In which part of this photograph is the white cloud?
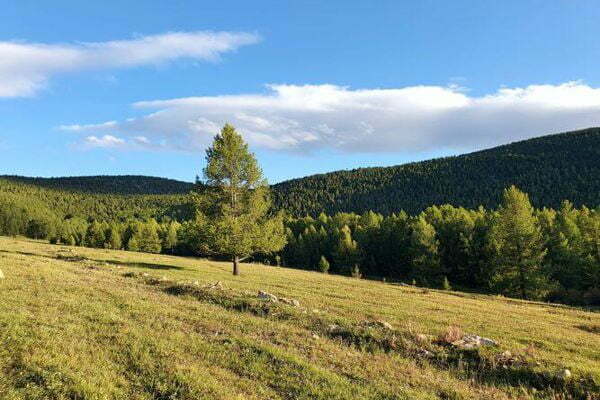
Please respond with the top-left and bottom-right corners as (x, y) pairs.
(62, 81), (600, 153)
(0, 31), (260, 97)
(81, 135), (126, 149)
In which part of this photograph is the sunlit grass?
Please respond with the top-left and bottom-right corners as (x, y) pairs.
(0, 236), (598, 399)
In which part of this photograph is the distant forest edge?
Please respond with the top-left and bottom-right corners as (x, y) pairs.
(0, 175), (194, 195)
(3, 127), (600, 215)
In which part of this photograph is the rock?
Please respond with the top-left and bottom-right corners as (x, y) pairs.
(376, 320), (394, 330)
(451, 334), (497, 349)
(363, 320), (394, 330)
(205, 281), (223, 290)
(258, 290), (278, 302)
(0, 269), (4, 279)
(416, 348), (434, 358)
(557, 369), (572, 379)
(328, 324), (342, 334)
(280, 297), (300, 307)
(399, 282), (410, 287)
(415, 334), (430, 344)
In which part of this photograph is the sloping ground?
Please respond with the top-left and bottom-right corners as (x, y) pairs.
(0, 237), (598, 399)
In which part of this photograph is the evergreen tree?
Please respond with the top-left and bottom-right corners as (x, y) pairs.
(194, 124), (286, 275)
(105, 225), (122, 250)
(409, 216), (440, 286)
(489, 186), (551, 299)
(161, 222), (179, 253)
(127, 236), (140, 252)
(137, 220), (162, 253)
(85, 221), (106, 248)
(318, 255), (330, 273)
(442, 276), (452, 290)
(333, 225), (360, 275)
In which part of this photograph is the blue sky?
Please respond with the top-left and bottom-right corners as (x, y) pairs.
(2, 1), (600, 183)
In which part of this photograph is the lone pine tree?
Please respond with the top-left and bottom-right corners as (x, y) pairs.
(194, 124), (286, 275)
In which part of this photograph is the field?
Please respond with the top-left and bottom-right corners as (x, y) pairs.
(0, 236), (598, 400)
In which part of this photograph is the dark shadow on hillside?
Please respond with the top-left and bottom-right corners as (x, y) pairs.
(0, 249), (45, 258)
(0, 249), (184, 271)
(102, 259), (184, 271)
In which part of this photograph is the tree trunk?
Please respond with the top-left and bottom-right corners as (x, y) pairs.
(233, 255), (240, 276)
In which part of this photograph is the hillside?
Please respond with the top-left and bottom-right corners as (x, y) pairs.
(3, 127), (600, 218)
(0, 237), (598, 399)
(0, 178), (191, 221)
(272, 127), (600, 215)
(0, 175), (194, 195)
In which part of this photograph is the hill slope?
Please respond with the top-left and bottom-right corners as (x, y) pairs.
(0, 175), (194, 195)
(3, 127), (600, 217)
(272, 127), (600, 215)
(0, 237), (598, 399)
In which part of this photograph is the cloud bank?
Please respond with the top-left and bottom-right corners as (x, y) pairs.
(0, 31), (260, 97)
(61, 81), (600, 154)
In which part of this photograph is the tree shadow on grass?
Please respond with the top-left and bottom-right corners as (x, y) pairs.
(0, 249), (184, 271)
(105, 260), (184, 271)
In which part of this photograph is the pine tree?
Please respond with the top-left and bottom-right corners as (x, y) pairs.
(85, 221), (106, 248)
(489, 186), (551, 299)
(105, 225), (122, 250)
(194, 124), (286, 275)
(161, 222), (179, 253)
(409, 216), (440, 285)
(334, 225), (360, 275)
(137, 220), (162, 254)
(442, 276), (452, 290)
(318, 255), (330, 273)
(127, 236), (140, 252)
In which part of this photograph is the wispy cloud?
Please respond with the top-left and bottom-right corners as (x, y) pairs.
(61, 81), (600, 154)
(81, 135), (126, 149)
(0, 31), (260, 97)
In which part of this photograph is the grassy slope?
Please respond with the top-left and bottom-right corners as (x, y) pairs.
(0, 237), (598, 400)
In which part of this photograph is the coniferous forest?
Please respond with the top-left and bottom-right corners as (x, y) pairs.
(1, 128), (600, 306)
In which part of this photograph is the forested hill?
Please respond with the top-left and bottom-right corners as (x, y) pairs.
(3, 127), (600, 216)
(0, 175), (194, 195)
(272, 127), (600, 215)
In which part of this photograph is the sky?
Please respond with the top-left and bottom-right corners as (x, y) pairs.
(2, 1), (600, 183)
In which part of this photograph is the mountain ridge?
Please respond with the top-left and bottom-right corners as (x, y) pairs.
(3, 127), (600, 215)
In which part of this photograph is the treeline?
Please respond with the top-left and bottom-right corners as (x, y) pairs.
(0, 200), (190, 256)
(1, 175), (193, 195)
(0, 178), (191, 222)
(273, 127), (600, 215)
(278, 187), (600, 306)
(2, 184), (599, 306)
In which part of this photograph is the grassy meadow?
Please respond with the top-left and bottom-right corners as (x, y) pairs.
(0, 236), (598, 399)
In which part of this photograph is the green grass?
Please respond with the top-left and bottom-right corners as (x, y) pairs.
(0, 237), (598, 399)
